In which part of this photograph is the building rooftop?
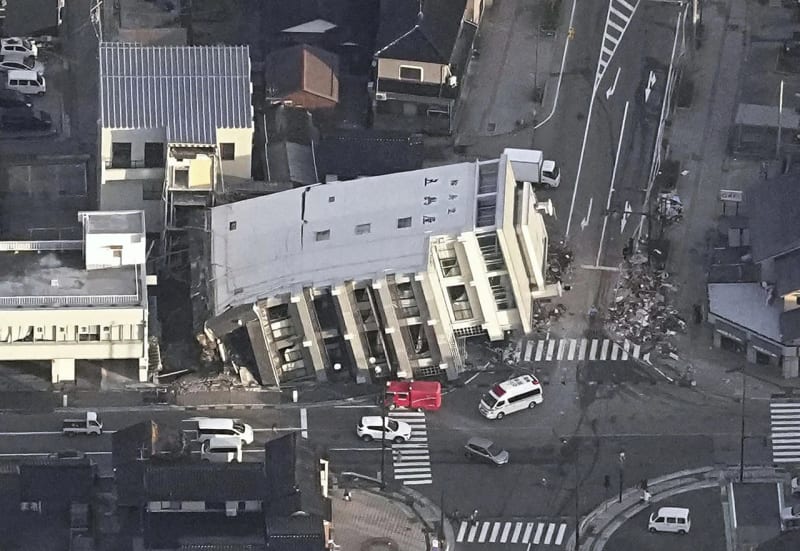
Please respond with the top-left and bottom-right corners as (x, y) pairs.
(82, 211), (145, 234)
(708, 282), (783, 342)
(99, 42), (253, 144)
(0, 251), (141, 309)
(211, 158), (505, 314)
(748, 173), (800, 262)
(375, 0), (467, 64)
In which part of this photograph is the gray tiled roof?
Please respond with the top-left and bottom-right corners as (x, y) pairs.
(99, 42), (253, 144)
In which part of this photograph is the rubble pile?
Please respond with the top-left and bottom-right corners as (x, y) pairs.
(547, 241), (574, 283)
(605, 260), (686, 346)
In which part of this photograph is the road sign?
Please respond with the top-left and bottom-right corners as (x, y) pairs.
(719, 189), (743, 202)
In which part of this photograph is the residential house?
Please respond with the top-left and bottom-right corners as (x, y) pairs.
(98, 42), (254, 235)
(707, 174), (800, 378)
(0, 211), (152, 383)
(113, 424), (330, 550)
(372, 0), (484, 133)
(206, 149), (559, 387)
(265, 44), (340, 111)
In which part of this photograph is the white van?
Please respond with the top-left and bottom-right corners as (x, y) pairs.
(201, 436), (243, 463)
(479, 374), (543, 419)
(195, 418), (254, 444)
(648, 507), (691, 534)
(7, 69), (45, 95)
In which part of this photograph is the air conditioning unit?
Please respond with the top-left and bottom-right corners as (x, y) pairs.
(375, 92), (388, 101)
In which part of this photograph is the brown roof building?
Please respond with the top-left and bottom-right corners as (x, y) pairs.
(265, 44), (340, 110)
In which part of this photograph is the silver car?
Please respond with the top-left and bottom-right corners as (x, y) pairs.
(464, 437), (509, 465)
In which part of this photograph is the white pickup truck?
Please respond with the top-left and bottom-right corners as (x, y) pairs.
(62, 411), (103, 436)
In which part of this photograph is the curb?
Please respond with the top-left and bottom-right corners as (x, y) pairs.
(564, 465), (783, 551)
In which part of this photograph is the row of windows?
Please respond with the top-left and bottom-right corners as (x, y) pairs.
(313, 217), (414, 241)
(110, 142), (235, 169)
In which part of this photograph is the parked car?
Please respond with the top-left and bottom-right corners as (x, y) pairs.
(0, 37), (38, 59)
(0, 88), (31, 109)
(0, 55), (43, 74)
(791, 476), (800, 495)
(649, 507), (691, 534)
(464, 437), (509, 466)
(48, 449), (86, 460)
(356, 415), (412, 443)
(7, 69), (46, 95)
(0, 108), (52, 131)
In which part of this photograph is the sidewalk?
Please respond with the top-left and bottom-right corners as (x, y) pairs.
(333, 473), (452, 551)
(565, 465), (786, 551)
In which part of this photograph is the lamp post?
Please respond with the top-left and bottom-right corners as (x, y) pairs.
(618, 450), (626, 503)
(739, 369), (747, 482)
(376, 366), (388, 489)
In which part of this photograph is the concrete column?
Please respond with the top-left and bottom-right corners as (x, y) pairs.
(292, 290), (328, 382)
(51, 358), (76, 384)
(746, 343), (757, 364)
(374, 279), (413, 379)
(417, 273), (459, 376)
(712, 331), (722, 348)
(333, 283), (370, 384)
(783, 356), (800, 379)
(138, 357), (149, 383)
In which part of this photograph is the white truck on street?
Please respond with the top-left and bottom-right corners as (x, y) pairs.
(505, 148), (561, 188)
(62, 411), (103, 436)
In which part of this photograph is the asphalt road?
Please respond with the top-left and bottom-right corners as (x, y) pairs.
(605, 487), (727, 551)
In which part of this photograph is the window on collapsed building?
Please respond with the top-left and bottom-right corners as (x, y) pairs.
(399, 65), (423, 81)
(397, 217), (412, 229)
(142, 180), (161, 200)
(111, 142), (131, 168)
(315, 230), (330, 241)
(355, 223), (371, 235)
(144, 142), (165, 168)
(220, 143), (235, 160)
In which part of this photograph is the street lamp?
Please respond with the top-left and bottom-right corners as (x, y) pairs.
(379, 375), (388, 490)
(618, 450), (626, 503)
(739, 369), (747, 482)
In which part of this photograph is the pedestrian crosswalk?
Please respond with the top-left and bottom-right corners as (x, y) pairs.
(390, 411), (432, 486)
(770, 402), (800, 464)
(521, 338), (651, 363)
(456, 519), (568, 546)
(596, 0), (640, 88)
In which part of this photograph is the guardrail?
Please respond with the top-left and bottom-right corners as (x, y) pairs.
(0, 294), (141, 307)
(0, 240), (82, 252)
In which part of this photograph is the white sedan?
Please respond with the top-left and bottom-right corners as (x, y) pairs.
(356, 416), (412, 443)
(0, 38), (38, 59)
(0, 56), (43, 74)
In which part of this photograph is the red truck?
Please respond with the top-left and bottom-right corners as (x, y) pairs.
(384, 380), (442, 411)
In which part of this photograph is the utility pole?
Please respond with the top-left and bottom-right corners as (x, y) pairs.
(739, 370), (747, 482)
(777, 80), (785, 160)
(380, 381), (388, 489)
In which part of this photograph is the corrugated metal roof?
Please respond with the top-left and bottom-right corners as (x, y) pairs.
(99, 42), (253, 144)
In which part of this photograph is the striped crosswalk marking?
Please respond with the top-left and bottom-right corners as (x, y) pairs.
(456, 520), (569, 546)
(522, 338), (652, 363)
(390, 411), (432, 485)
(596, 0), (640, 88)
(771, 402), (800, 464)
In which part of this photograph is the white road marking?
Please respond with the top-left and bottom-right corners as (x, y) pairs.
(300, 407), (308, 439)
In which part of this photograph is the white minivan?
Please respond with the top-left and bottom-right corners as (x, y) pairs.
(195, 418), (254, 444)
(648, 507), (691, 534)
(201, 436), (243, 463)
(479, 374), (543, 420)
(7, 69), (45, 95)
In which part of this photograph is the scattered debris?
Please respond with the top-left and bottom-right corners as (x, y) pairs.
(657, 192), (683, 224)
(547, 241), (574, 283)
(605, 260), (686, 348)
